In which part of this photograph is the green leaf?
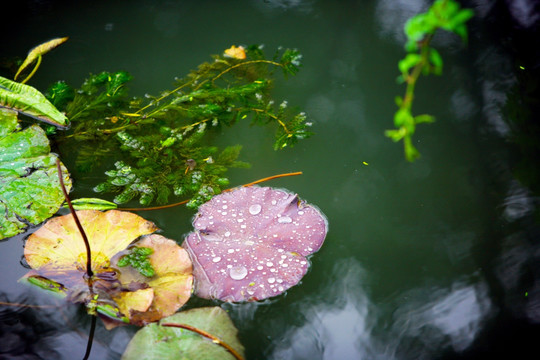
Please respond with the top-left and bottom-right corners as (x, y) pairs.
(398, 54), (421, 75)
(453, 24), (469, 43)
(450, 9), (474, 28)
(68, 197), (118, 210)
(0, 108), (72, 240)
(393, 108), (413, 127)
(24, 275), (67, 295)
(414, 114), (436, 124)
(122, 307), (245, 360)
(385, 128), (406, 142)
(117, 246), (155, 277)
(404, 136), (420, 162)
(0, 76), (69, 128)
(428, 48), (443, 75)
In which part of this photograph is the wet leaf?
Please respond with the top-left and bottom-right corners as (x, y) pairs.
(111, 234), (193, 327)
(67, 197), (118, 210)
(122, 307), (245, 360)
(24, 210), (157, 277)
(182, 186), (328, 302)
(22, 211), (193, 328)
(0, 108), (71, 240)
(0, 75), (69, 128)
(14, 37), (69, 81)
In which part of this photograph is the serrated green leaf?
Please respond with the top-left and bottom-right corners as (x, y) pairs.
(399, 54), (422, 75)
(0, 76), (69, 128)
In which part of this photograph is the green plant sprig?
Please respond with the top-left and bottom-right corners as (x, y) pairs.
(117, 246), (155, 278)
(385, 0), (473, 161)
(49, 45), (311, 207)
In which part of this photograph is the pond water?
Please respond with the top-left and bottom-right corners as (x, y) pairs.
(2, 0), (539, 359)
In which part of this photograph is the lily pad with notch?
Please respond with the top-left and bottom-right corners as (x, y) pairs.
(182, 186), (328, 302)
(122, 306), (245, 360)
(22, 210), (193, 329)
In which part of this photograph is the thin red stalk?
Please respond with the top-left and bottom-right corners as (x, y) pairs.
(56, 158), (93, 278)
(122, 171), (302, 211)
(161, 323), (244, 360)
(121, 199), (189, 212)
(236, 171), (302, 188)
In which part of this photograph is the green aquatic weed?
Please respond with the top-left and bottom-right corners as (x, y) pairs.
(117, 246), (155, 278)
(50, 45), (311, 206)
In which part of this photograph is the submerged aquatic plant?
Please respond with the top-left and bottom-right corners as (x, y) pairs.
(49, 45), (311, 207)
(183, 186), (328, 302)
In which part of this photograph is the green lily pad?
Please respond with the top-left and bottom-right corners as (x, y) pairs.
(122, 307), (245, 360)
(0, 108), (71, 240)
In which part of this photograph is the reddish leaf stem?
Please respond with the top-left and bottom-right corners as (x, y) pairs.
(122, 171), (302, 211)
(161, 322), (244, 360)
(235, 171), (302, 188)
(56, 158), (93, 278)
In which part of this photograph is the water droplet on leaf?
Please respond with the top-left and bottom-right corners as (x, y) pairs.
(278, 216), (292, 224)
(229, 266), (248, 280)
(249, 204), (262, 215)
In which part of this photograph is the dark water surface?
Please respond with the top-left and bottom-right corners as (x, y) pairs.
(2, 0), (539, 359)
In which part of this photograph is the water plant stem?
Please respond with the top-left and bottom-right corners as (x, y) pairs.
(211, 59), (283, 85)
(21, 55), (42, 84)
(237, 171), (302, 188)
(121, 171), (302, 211)
(82, 315), (96, 360)
(402, 35), (433, 111)
(161, 322), (244, 360)
(56, 158), (93, 278)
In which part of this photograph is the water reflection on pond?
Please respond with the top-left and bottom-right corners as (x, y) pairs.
(1, 0), (539, 359)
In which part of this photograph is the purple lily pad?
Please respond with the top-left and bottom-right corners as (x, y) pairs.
(182, 186), (328, 302)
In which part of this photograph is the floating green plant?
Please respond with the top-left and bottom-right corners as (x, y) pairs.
(117, 246), (156, 278)
(0, 108), (71, 240)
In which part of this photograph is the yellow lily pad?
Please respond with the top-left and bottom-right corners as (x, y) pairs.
(111, 234), (193, 327)
(24, 210), (157, 285)
(22, 210), (193, 329)
(116, 287), (155, 315)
